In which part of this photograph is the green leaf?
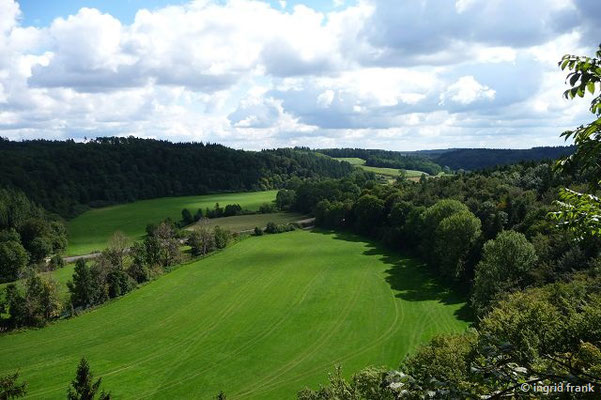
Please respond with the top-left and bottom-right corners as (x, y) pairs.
(570, 73), (579, 86)
(587, 81), (596, 95)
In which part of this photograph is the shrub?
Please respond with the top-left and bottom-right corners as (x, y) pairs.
(214, 226), (232, 249)
(48, 254), (65, 270)
(259, 203), (277, 214)
(265, 222), (296, 234)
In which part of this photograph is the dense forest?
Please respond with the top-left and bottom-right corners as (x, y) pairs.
(431, 146), (575, 171)
(0, 138), (353, 217)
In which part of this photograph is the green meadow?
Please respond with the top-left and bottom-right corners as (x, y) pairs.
(0, 230), (469, 399)
(333, 157), (426, 178)
(67, 191), (278, 256)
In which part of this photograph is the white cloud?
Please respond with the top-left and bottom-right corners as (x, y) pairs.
(0, 0), (597, 149)
(440, 76), (496, 105)
(317, 90), (335, 108)
(455, 0), (478, 14)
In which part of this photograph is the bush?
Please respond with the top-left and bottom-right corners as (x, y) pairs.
(259, 203), (277, 214)
(223, 204), (242, 217)
(48, 254), (65, 270)
(0, 240), (29, 282)
(214, 226), (232, 249)
(181, 208), (194, 225)
(253, 227), (264, 236)
(265, 222), (296, 234)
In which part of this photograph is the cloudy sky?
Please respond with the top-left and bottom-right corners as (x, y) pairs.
(0, 0), (599, 150)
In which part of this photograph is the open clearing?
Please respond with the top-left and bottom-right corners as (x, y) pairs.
(0, 230), (469, 399)
(190, 212), (310, 232)
(67, 191), (277, 256)
(334, 157), (426, 178)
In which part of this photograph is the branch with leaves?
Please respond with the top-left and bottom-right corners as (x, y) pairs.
(556, 44), (601, 187)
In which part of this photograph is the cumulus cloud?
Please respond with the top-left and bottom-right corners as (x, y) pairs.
(0, 0), (598, 149)
(440, 76), (496, 105)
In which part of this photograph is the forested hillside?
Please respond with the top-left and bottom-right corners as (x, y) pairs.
(317, 148), (443, 175)
(427, 146), (575, 171)
(0, 138), (353, 217)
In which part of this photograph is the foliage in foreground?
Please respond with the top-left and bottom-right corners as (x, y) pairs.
(0, 371), (26, 400)
(552, 44), (601, 238)
(298, 366), (396, 400)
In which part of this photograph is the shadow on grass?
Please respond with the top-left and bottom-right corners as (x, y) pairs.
(311, 228), (474, 323)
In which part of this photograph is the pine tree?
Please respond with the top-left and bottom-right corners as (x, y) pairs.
(67, 358), (111, 400)
(67, 260), (93, 308)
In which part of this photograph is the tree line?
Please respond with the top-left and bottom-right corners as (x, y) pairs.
(0, 217), (235, 331)
(0, 138), (353, 218)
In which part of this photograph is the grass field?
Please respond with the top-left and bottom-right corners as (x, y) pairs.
(67, 191), (278, 256)
(334, 158), (427, 178)
(0, 230), (469, 399)
(190, 212), (310, 232)
(0, 264), (74, 299)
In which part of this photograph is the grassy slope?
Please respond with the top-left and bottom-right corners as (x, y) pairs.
(334, 158), (426, 178)
(0, 230), (469, 399)
(67, 191), (278, 256)
(192, 212), (309, 232)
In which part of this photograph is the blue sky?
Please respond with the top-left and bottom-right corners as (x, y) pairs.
(18, 0), (189, 26)
(17, 0), (347, 26)
(0, 0), (599, 150)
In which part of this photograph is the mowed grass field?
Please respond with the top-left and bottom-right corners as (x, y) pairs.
(191, 212), (310, 232)
(334, 158), (426, 178)
(0, 230), (469, 399)
(67, 191), (278, 256)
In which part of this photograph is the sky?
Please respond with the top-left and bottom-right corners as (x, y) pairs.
(0, 0), (599, 150)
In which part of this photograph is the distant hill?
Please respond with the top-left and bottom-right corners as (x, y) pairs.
(0, 138), (354, 217)
(317, 146), (575, 174)
(317, 148), (443, 175)
(429, 146), (575, 171)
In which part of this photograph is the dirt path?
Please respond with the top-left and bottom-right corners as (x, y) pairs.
(63, 252), (102, 263)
